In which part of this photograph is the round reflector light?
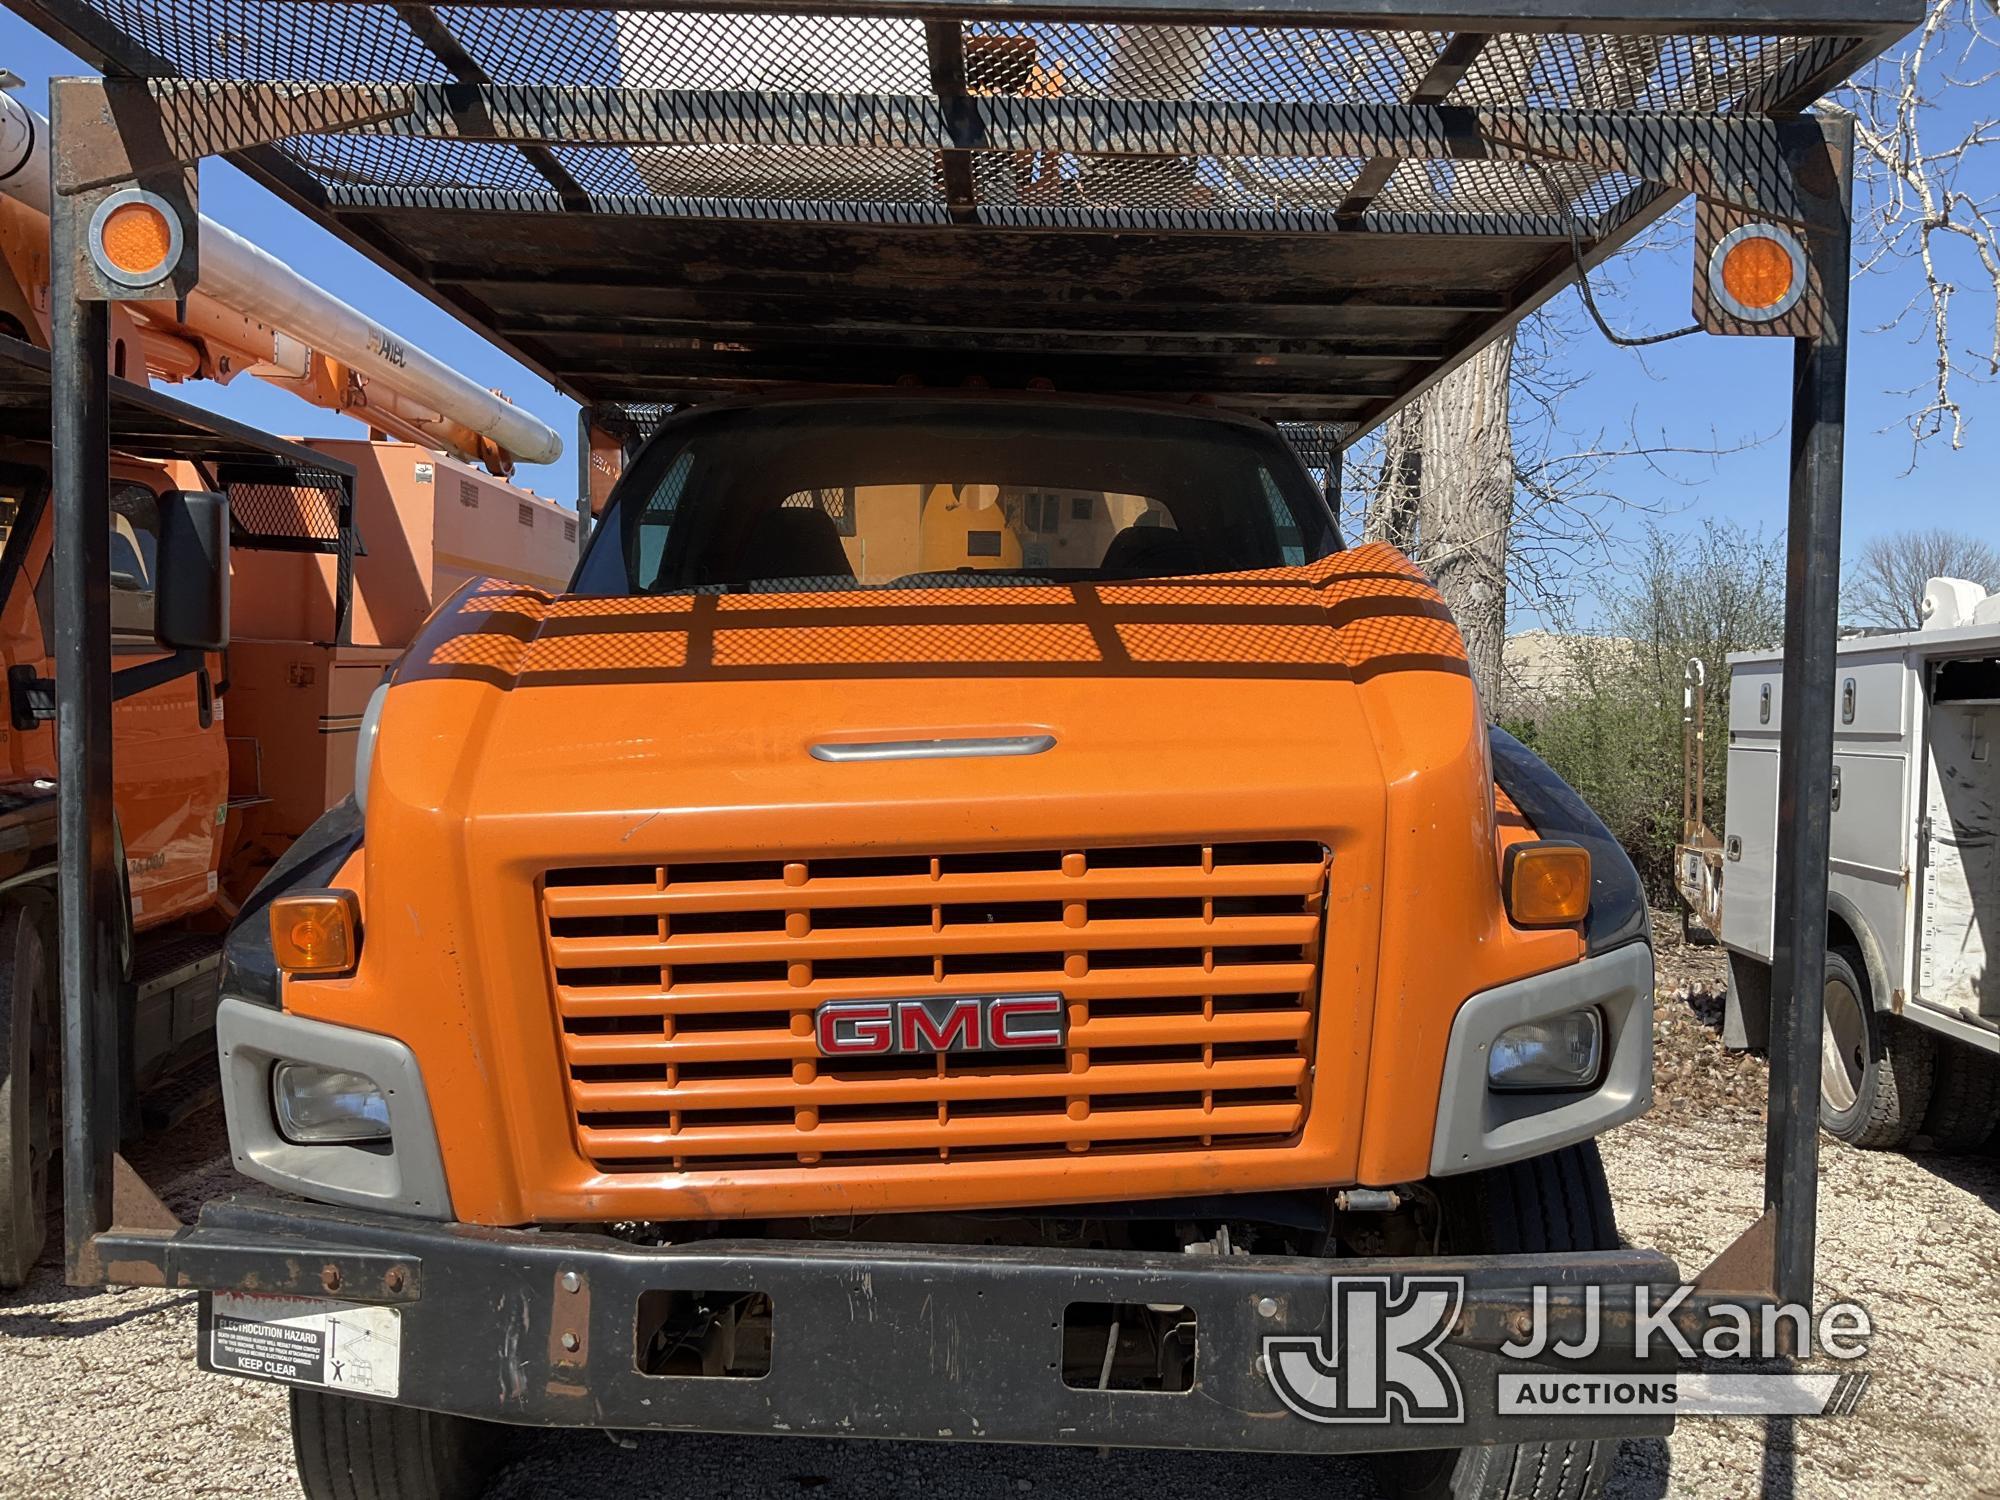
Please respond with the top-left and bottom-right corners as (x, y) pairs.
(87, 187), (184, 289)
(1708, 224), (1805, 323)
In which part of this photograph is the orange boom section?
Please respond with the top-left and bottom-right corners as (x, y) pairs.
(284, 543), (1581, 1224)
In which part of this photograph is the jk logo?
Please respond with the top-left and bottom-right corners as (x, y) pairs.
(1264, 1276), (1466, 1424)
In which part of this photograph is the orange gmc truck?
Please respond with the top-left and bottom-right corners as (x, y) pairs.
(207, 390), (1656, 1500)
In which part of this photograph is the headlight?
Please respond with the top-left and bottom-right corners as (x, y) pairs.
(272, 1062), (391, 1143)
(1487, 1009), (1603, 1092)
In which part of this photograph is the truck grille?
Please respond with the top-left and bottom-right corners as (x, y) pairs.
(540, 841), (1329, 1172)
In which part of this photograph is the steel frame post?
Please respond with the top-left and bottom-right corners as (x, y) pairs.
(1763, 115), (1853, 1317)
(49, 95), (119, 1284)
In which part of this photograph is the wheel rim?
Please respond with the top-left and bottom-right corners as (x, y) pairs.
(1821, 972), (1867, 1114)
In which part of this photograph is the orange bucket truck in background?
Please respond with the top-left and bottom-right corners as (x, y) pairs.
(0, 84), (574, 1285)
(218, 443), (576, 902)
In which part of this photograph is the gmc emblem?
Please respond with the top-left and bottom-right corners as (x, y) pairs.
(815, 993), (1065, 1057)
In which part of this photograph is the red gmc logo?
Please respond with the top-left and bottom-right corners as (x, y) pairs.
(815, 993), (1066, 1057)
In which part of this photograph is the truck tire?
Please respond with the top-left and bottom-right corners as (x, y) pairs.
(0, 903), (56, 1291)
(290, 1389), (508, 1500)
(1920, 1038), (2000, 1153)
(1370, 1142), (1620, 1500)
(1819, 948), (1935, 1150)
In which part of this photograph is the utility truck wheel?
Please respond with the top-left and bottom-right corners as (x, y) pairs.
(1369, 1142), (1620, 1500)
(1819, 949), (1934, 1149)
(0, 903), (55, 1291)
(1920, 1038), (2000, 1153)
(291, 1389), (508, 1500)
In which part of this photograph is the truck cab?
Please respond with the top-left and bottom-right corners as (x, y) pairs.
(0, 404), (304, 1290)
(1, 453), (227, 926)
(0, 327), (569, 1289)
(222, 391), (1655, 1500)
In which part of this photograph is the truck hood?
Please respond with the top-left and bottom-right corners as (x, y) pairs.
(374, 546), (1476, 849)
(300, 543), (1587, 1226)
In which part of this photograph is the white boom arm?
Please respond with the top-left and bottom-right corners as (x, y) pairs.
(0, 87), (563, 470)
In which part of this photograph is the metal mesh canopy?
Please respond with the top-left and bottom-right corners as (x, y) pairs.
(23, 0), (1911, 426)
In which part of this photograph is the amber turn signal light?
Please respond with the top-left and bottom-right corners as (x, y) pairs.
(1504, 843), (1591, 928)
(270, 890), (361, 976)
(87, 187), (185, 289)
(1707, 223), (1806, 324)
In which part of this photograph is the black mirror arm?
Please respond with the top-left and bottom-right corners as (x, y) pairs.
(111, 647), (204, 703)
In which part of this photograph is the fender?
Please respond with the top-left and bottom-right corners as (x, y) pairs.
(1722, 892), (1895, 1055)
(219, 795), (362, 1009)
(1488, 726), (1648, 956)
(1827, 887), (1897, 1016)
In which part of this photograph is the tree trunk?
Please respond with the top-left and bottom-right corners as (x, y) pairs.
(1415, 335), (1516, 718)
(1365, 404), (1423, 554)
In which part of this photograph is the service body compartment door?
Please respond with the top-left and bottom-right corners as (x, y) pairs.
(1722, 744), (1779, 959)
(1827, 657), (1915, 1002)
(1919, 700), (2000, 1029)
(1721, 663), (1782, 960)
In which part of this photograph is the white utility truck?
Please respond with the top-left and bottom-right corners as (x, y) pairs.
(1684, 577), (2000, 1151)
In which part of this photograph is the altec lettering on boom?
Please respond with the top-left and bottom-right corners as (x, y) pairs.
(815, 994), (1066, 1057)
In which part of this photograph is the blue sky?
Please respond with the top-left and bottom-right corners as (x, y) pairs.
(5, 13), (1996, 595)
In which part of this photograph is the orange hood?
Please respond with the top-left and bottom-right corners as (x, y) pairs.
(288, 545), (1581, 1226)
(375, 543), (1472, 839)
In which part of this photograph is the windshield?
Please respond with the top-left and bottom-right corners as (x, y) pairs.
(574, 399), (1339, 597)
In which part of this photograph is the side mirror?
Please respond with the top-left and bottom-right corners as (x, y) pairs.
(154, 489), (229, 652)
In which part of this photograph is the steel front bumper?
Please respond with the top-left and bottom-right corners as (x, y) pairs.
(102, 1196), (1677, 1453)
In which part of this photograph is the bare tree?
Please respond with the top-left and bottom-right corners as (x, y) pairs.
(1349, 322), (1743, 718)
(1352, 10), (1998, 708)
(1353, 36), (1673, 718)
(1840, 0), (2000, 453)
(1406, 337), (1516, 710)
(1844, 526), (2000, 628)
(1363, 403), (1423, 556)
(1514, 521), (1786, 887)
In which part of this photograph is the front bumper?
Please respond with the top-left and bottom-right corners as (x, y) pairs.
(104, 1195), (1677, 1453)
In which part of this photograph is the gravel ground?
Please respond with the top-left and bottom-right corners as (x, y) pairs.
(4, 919), (1997, 1499)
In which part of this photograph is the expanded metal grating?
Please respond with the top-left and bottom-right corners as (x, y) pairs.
(20, 0), (1908, 419)
(87, 3), (1842, 109)
(223, 467), (351, 552)
(245, 16), (1832, 232)
(287, 133), (564, 209)
(53, 2), (1880, 235)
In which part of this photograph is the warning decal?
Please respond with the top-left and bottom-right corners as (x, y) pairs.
(210, 1293), (402, 1399)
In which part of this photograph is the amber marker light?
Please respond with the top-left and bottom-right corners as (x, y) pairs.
(1504, 842), (1592, 928)
(87, 187), (184, 289)
(270, 890), (361, 976)
(1708, 223), (1806, 323)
